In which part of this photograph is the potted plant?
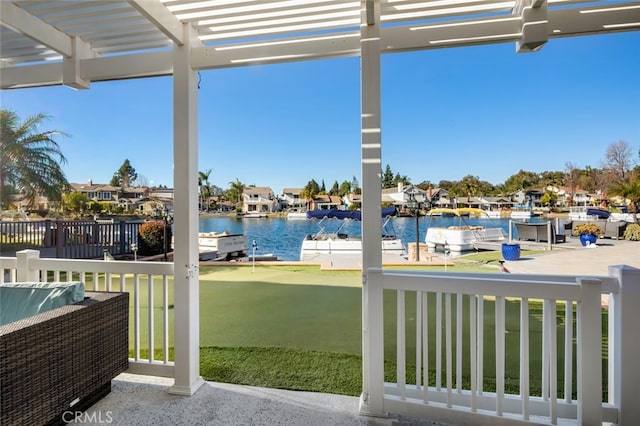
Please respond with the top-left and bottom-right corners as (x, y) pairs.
(573, 223), (604, 246)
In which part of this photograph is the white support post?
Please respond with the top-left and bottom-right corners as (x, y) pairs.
(361, 268), (385, 416)
(576, 277), (602, 425)
(16, 249), (40, 282)
(169, 22), (204, 396)
(608, 265), (640, 425)
(359, 0), (384, 417)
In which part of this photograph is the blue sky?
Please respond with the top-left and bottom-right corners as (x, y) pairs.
(1, 31), (638, 194)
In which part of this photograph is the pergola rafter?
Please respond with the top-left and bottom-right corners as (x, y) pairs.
(1, 0), (639, 89)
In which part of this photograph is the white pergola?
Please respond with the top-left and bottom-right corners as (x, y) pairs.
(2, 0), (639, 412)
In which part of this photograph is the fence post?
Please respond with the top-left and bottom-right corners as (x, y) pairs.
(577, 277), (602, 425)
(55, 220), (64, 258)
(119, 220), (127, 255)
(359, 268), (385, 416)
(16, 249), (40, 282)
(608, 265), (640, 425)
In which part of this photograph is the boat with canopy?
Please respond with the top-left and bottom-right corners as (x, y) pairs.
(300, 207), (406, 261)
(425, 207), (507, 253)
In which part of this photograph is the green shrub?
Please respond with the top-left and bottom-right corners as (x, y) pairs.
(137, 221), (172, 256)
(623, 223), (640, 241)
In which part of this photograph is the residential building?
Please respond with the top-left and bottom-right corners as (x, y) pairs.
(381, 183), (428, 210)
(280, 188), (306, 211)
(309, 194), (342, 210)
(242, 186), (277, 214)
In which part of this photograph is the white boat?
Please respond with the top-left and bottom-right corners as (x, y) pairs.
(425, 208), (507, 253)
(480, 210), (502, 219)
(300, 207), (407, 261)
(286, 212), (308, 220)
(243, 213), (267, 218)
(198, 232), (247, 260)
(567, 206), (638, 222)
(510, 209), (533, 219)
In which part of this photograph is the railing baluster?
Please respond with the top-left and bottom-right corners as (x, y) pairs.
(549, 299), (558, 425)
(134, 273), (140, 361)
(470, 294), (477, 412)
(397, 290), (406, 400)
(422, 291), (429, 404)
(478, 294), (484, 395)
(148, 274), (154, 363)
(496, 295), (505, 416)
(436, 291), (442, 391)
(456, 293), (462, 393)
(445, 293), (452, 408)
(542, 299), (550, 401)
(521, 297), (530, 420)
(564, 299), (573, 404)
(163, 275), (170, 364)
(416, 290), (422, 388)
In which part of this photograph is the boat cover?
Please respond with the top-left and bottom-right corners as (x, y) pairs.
(307, 206), (397, 221)
(586, 208), (610, 219)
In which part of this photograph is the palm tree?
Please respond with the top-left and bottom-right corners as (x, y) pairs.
(198, 169), (212, 211)
(227, 178), (244, 211)
(0, 110), (69, 210)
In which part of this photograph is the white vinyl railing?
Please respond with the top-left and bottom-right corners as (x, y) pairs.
(361, 266), (640, 425)
(1, 250), (175, 377)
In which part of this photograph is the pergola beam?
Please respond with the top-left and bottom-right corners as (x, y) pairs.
(0, 1), (72, 57)
(2, 2), (640, 89)
(127, 0), (185, 46)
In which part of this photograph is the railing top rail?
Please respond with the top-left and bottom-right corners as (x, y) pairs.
(30, 257), (174, 275)
(374, 268), (619, 294)
(369, 268), (602, 301)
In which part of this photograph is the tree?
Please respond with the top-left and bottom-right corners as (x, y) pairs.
(320, 179), (326, 194)
(539, 191), (558, 208)
(459, 175), (481, 200)
(301, 179), (320, 200)
(111, 159), (137, 187)
(604, 140), (634, 185)
(382, 164), (394, 188)
(338, 180), (351, 197)
(330, 180), (340, 196)
(564, 162), (580, 206)
(392, 172), (410, 187)
(502, 170), (540, 193)
(226, 178), (244, 210)
(351, 176), (361, 195)
(199, 169), (212, 210)
(63, 192), (89, 213)
(577, 165), (603, 193)
(0, 109), (69, 209)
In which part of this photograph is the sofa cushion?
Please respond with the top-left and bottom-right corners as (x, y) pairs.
(0, 281), (85, 325)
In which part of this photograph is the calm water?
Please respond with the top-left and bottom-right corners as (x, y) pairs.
(199, 216), (547, 261)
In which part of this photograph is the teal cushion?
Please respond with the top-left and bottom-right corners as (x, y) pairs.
(0, 281), (85, 325)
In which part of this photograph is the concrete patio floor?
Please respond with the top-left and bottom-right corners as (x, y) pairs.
(84, 373), (447, 426)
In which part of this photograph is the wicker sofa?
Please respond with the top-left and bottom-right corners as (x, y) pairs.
(0, 290), (128, 425)
(570, 219), (628, 240)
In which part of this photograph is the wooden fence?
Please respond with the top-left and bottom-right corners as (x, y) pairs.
(0, 219), (145, 259)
